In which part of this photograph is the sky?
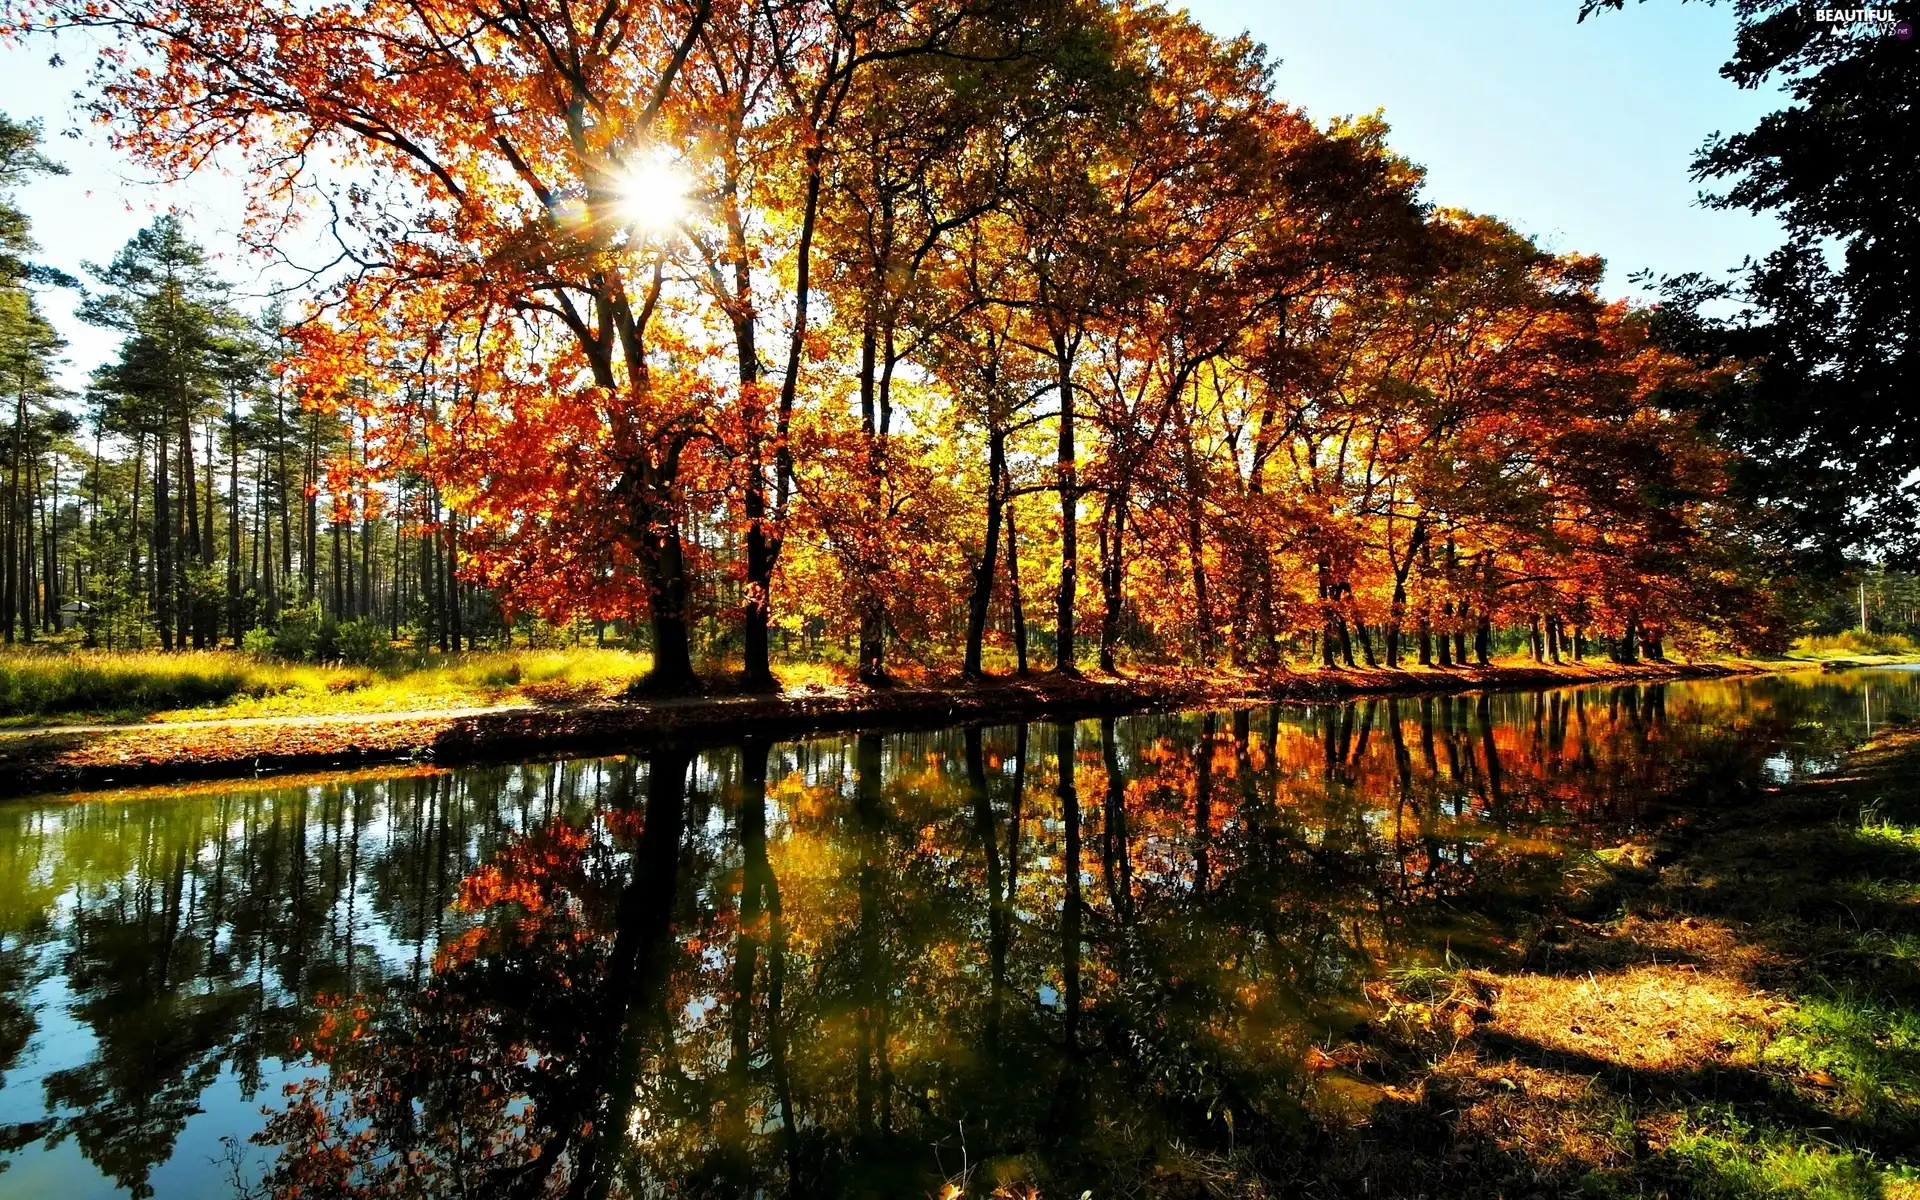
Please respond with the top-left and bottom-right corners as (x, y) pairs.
(1185, 0), (1787, 281)
(0, 0), (1790, 392)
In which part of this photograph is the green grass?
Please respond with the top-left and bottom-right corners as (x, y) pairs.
(1665, 1107), (1909, 1200)
(1792, 631), (1920, 661)
(1762, 988), (1920, 1129)
(0, 646), (659, 725)
(1858, 813), (1920, 852)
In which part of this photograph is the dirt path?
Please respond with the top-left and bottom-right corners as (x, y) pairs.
(0, 659), (1773, 799)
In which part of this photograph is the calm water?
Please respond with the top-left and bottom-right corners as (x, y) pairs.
(0, 669), (1915, 1199)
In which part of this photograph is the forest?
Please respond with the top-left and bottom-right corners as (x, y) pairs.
(0, 0), (1911, 699)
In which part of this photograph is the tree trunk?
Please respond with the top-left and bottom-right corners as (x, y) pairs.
(303, 411), (320, 606)
(3, 384), (22, 644)
(1253, 548), (1283, 667)
(390, 479), (405, 639)
(749, 140), (823, 693)
(202, 415), (214, 570)
(721, 186), (776, 691)
(631, 482), (698, 692)
(227, 389), (242, 644)
(1386, 579), (1407, 668)
(1179, 407), (1212, 666)
(178, 411), (198, 649)
(1229, 551), (1253, 667)
(431, 493), (447, 651)
(1054, 334), (1078, 675)
(154, 423), (175, 650)
(854, 314), (890, 687)
(127, 432), (145, 648)
(1350, 586), (1378, 668)
(1006, 497), (1029, 676)
(963, 429), (1008, 679)
(276, 392), (293, 611)
(444, 514), (462, 653)
(201, 420), (215, 644)
(357, 418), (372, 621)
(1098, 486), (1128, 674)
(19, 467), (35, 643)
(741, 489), (774, 687)
(251, 447), (266, 614)
(45, 461), (57, 630)
(1187, 507), (1211, 666)
(38, 453), (56, 632)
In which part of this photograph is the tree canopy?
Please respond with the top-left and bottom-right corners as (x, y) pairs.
(0, 0), (1868, 678)
(1582, 0), (1920, 565)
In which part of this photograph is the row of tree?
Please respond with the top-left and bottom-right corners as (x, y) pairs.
(0, 0), (1884, 681)
(0, 138), (495, 651)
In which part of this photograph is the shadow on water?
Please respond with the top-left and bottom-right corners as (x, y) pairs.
(0, 670), (1913, 1197)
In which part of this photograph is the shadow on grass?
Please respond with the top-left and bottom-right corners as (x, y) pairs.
(1268, 726), (1920, 1199)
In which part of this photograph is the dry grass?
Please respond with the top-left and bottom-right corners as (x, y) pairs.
(160, 648), (659, 719)
(0, 648), (347, 720)
(1287, 729), (1920, 1199)
(0, 646), (659, 725)
(1795, 630), (1920, 660)
(1487, 958), (1770, 1073)
(1432, 1055), (1635, 1176)
(0, 643), (1756, 729)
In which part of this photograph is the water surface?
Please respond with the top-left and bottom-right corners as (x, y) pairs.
(0, 668), (1914, 1198)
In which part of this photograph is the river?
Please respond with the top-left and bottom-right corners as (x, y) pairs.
(0, 667), (1914, 1198)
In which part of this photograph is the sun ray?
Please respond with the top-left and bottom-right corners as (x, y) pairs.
(612, 152), (689, 236)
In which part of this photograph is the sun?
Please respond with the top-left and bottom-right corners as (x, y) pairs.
(613, 152), (690, 235)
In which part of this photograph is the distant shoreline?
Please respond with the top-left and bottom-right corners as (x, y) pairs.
(0, 658), (1826, 801)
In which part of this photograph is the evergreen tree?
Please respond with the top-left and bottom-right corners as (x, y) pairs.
(81, 216), (237, 648)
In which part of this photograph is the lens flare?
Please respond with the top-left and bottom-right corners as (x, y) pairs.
(613, 153), (689, 235)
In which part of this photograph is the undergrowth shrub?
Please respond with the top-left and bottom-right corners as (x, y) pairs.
(331, 619), (398, 668)
(246, 607), (397, 667)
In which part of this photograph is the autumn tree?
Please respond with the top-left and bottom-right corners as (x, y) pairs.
(0, 0), (1795, 671)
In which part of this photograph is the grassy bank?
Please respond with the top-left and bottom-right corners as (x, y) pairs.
(1788, 630), (1920, 664)
(0, 643), (1849, 729)
(1295, 723), (1920, 1199)
(0, 646), (661, 724)
(0, 657), (1765, 798)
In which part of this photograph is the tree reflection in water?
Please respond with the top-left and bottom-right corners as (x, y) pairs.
(0, 672), (1910, 1198)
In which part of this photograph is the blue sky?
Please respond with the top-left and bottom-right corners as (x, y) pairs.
(1187, 0), (1786, 284)
(0, 0), (1788, 389)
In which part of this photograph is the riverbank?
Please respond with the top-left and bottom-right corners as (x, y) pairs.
(0, 658), (1779, 799)
(1298, 721), (1920, 1197)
